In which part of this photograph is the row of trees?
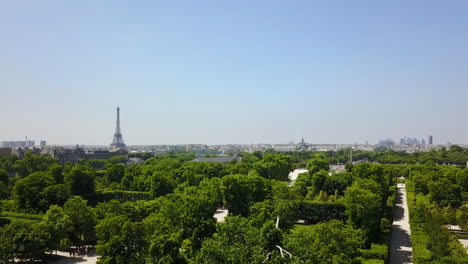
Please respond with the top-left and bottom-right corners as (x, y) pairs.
(373, 145), (468, 165)
(406, 163), (468, 263)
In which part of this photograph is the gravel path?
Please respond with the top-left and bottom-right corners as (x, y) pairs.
(389, 181), (413, 264)
(45, 249), (97, 264)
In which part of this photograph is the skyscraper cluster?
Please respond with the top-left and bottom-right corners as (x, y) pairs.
(400, 137), (422, 145)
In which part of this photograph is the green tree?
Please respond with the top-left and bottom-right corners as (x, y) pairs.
(0, 226), (15, 263)
(150, 171), (175, 198)
(64, 166), (95, 195)
(222, 174), (267, 216)
(197, 177), (224, 206)
(159, 193), (217, 252)
(48, 164), (64, 184)
(13, 171), (55, 212)
(63, 197), (96, 246)
(252, 154), (293, 181)
(96, 215), (147, 264)
(0, 220), (48, 262)
(0, 168), (9, 185)
(411, 172), (430, 195)
(0, 182), (8, 200)
(323, 172), (355, 195)
(311, 170), (328, 193)
(39, 184), (70, 211)
(456, 168), (468, 192)
(94, 199), (126, 220)
(428, 178), (462, 208)
(43, 205), (73, 252)
(285, 220), (364, 264)
(249, 200), (275, 227)
(0, 169), (9, 199)
(143, 213), (185, 264)
(13, 152), (57, 177)
(194, 216), (269, 264)
(343, 180), (382, 241)
(270, 181), (301, 230)
(457, 206), (468, 231)
(105, 164), (126, 183)
(352, 163), (384, 181)
(306, 158), (330, 175)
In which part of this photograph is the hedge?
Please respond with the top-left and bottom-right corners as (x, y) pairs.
(83, 190), (151, 205)
(299, 201), (346, 224)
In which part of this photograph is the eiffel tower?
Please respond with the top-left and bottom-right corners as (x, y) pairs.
(110, 106), (126, 149)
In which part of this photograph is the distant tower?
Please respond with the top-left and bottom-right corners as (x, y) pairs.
(110, 106), (126, 149)
(428, 135), (433, 145)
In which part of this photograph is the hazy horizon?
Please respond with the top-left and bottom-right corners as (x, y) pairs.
(1, 1), (468, 145)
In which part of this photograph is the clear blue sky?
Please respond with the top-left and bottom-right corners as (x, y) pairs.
(1, 1), (468, 145)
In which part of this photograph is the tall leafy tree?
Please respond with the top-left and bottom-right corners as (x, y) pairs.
(194, 217), (271, 264)
(252, 154), (293, 181)
(428, 178), (462, 208)
(64, 166), (95, 195)
(105, 164), (126, 183)
(285, 220), (364, 264)
(222, 174), (267, 216)
(48, 164), (64, 184)
(343, 180), (382, 242)
(96, 215), (147, 264)
(0, 220), (48, 262)
(306, 158), (330, 175)
(39, 184), (70, 211)
(144, 212), (185, 264)
(13, 171), (55, 212)
(0, 169), (9, 185)
(43, 205), (73, 252)
(63, 197), (96, 246)
(150, 171), (175, 198)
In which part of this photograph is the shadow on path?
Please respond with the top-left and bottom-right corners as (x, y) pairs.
(389, 183), (413, 264)
(44, 249), (97, 264)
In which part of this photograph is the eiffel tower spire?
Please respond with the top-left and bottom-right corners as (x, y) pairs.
(110, 106), (126, 149)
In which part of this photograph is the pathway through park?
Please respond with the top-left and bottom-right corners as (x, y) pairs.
(389, 179), (413, 264)
(45, 249), (97, 264)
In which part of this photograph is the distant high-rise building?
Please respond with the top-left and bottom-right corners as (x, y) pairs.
(378, 138), (395, 150)
(421, 139), (426, 145)
(110, 106), (127, 149)
(428, 135), (433, 145)
(40, 140), (46, 147)
(400, 137), (420, 145)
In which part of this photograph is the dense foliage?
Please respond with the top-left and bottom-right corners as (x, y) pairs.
(405, 164), (468, 263)
(0, 148), (467, 263)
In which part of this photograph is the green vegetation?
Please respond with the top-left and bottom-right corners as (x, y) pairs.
(405, 163), (468, 263)
(0, 148), (467, 263)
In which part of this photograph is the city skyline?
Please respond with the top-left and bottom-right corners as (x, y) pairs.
(0, 128), (450, 147)
(1, 1), (468, 145)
